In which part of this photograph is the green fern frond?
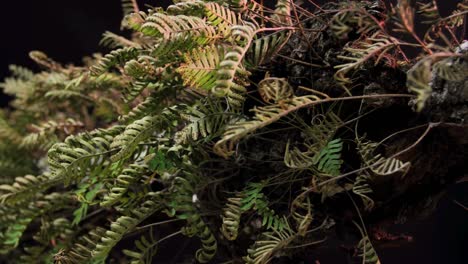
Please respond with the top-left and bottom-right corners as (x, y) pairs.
(168, 176), (217, 263)
(312, 138), (343, 177)
(54, 227), (107, 264)
(0, 117), (22, 144)
(214, 94), (327, 158)
(92, 193), (163, 260)
(119, 93), (164, 124)
(178, 45), (225, 91)
(0, 174), (55, 205)
(357, 235), (381, 264)
(205, 2), (241, 38)
(123, 231), (158, 264)
(48, 127), (124, 185)
(110, 113), (172, 162)
(101, 164), (149, 207)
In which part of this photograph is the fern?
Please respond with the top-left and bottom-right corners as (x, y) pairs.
(406, 58), (432, 112)
(312, 138), (343, 177)
(246, 31), (289, 67)
(90, 47), (139, 76)
(352, 173), (375, 210)
(212, 22), (257, 108)
(257, 74), (294, 103)
(205, 2), (240, 38)
(92, 193), (163, 260)
(178, 45), (225, 91)
(123, 231), (158, 264)
(334, 32), (396, 84)
(214, 94), (327, 158)
(244, 218), (296, 264)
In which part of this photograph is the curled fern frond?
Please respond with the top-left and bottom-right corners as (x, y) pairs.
(213, 22), (258, 108)
(407, 58), (432, 112)
(221, 197), (243, 240)
(258, 74), (294, 103)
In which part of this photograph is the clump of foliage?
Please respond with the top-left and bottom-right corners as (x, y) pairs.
(0, 0), (466, 263)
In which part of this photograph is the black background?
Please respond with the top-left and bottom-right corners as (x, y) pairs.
(0, 1), (466, 263)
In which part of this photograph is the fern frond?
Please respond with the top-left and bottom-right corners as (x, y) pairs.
(407, 58), (432, 112)
(101, 164), (149, 207)
(123, 231), (158, 264)
(21, 119), (84, 150)
(55, 227), (107, 264)
(270, 0), (292, 25)
(0, 174), (55, 205)
(110, 113), (172, 162)
(205, 2), (240, 38)
(0, 117), (22, 144)
(178, 45), (225, 91)
(92, 193), (163, 260)
(417, 0), (440, 25)
(90, 47), (139, 76)
(284, 141), (316, 169)
(119, 93), (164, 124)
(100, 31), (139, 49)
(168, 176), (217, 263)
(214, 94), (326, 158)
(357, 235), (381, 264)
(312, 138), (343, 177)
(213, 22), (257, 108)
(246, 31), (289, 67)
(257, 74), (294, 103)
(131, 13), (217, 45)
(221, 197), (243, 240)
(334, 33), (396, 83)
(244, 218), (296, 264)
(167, 1), (206, 16)
(352, 173), (375, 210)
(48, 127), (124, 185)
